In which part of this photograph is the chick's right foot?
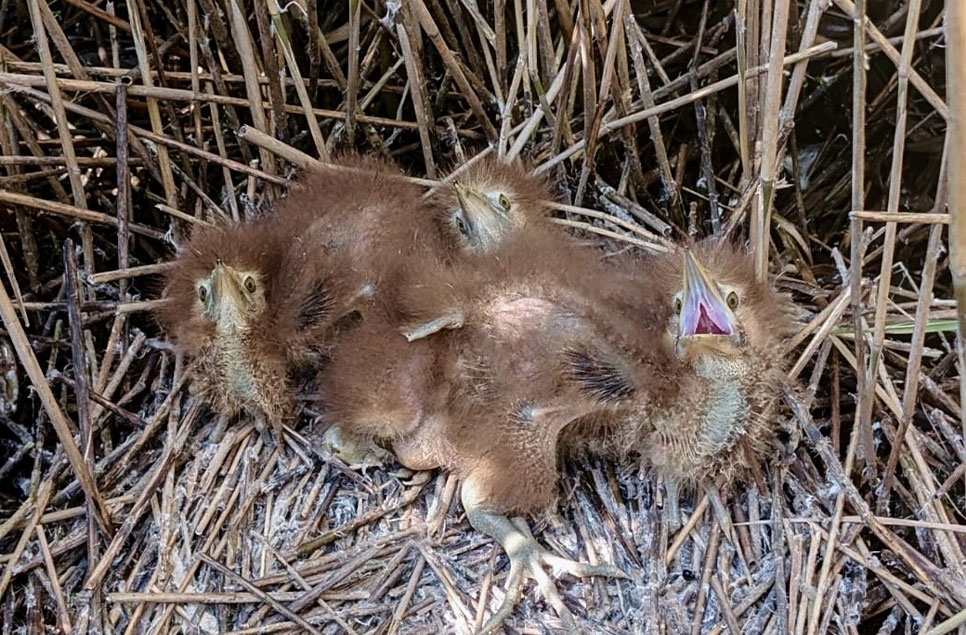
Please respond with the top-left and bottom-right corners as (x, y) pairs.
(321, 425), (384, 467)
(465, 495), (626, 633)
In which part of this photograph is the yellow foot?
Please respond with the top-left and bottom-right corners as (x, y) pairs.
(463, 485), (626, 633)
(321, 425), (385, 468)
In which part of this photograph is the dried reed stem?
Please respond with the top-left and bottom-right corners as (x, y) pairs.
(947, 0), (966, 482)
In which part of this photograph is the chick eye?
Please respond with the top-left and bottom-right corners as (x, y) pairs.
(726, 291), (740, 310)
(498, 194), (511, 210)
(454, 214), (469, 236)
(673, 297), (682, 314)
(197, 286), (208, 303)
(243, 276), (257, 293)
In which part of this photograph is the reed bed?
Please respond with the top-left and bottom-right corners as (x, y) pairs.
(0, 0), (961, 633)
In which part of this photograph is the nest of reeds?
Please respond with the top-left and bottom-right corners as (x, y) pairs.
(0, 0), (962, 632)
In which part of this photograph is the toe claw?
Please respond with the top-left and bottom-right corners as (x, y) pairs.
(545, 555), (628, 580)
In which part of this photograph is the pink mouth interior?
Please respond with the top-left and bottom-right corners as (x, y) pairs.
(692, 304), (731, 336)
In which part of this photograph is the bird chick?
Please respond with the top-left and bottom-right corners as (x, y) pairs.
(634, 242), (796, 530)
(321, 157), (656, 629)
(403, 157), (564, 342)
(157, 220), (294, 440)
(282, 154), (450, 321)
(160, 154), (438, 443)
(318, 226), (633, 632)
(437, 157), (552, 253)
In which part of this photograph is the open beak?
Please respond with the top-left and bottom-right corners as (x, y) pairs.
(679, 251), (736, 339)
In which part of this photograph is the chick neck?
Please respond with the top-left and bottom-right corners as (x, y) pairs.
(687, 351), (752, 456)
(208, 295), (262, 400)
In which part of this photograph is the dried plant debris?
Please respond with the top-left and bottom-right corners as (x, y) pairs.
(0, 0), (961, 633)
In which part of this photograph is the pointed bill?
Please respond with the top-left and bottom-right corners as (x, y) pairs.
(453, 181), (495, 223)
(208, 263), (250, 327)
(211, 263), (246, 306)
(679, 251), (736, 339)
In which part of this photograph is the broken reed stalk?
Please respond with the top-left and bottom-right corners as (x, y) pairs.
(947, 0), (966, 469)
(125, 0), (177, 206)
(734, 0), (751, 182)
(266, 0), (328, 160)
(847, 0), (875, 479)
(754, 0), (790, 280)
(875, 0), (924, 506)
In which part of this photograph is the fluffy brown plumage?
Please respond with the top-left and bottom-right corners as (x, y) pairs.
(629, 241), (797, 527)
(320, 237), (632, 632)
(431, 156), (555, 253)
(320, 230), (796, 630)
(283, 154), (450, 310)
(158, 154), (444, 440)
(556, 240), (797, 531)
(319, 163), (634, 631)
(156, 218), (298, 439)
(317, 155), (797, 629)
(401, 156), (582, 342)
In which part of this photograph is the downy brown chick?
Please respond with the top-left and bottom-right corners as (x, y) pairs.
(633, 242), (796, 530)
(321, 156), (576, 456)
(319, 225), (635, 632)
(437, 157), (552, 253)
(562, 241), (797, 528)
(282, 154), (449, 319)
(159, 154), (442, 442)
(263, 154), (447, 371)
(401, 156), (561, 341)
(321, 233), (795, 629)
(553, 242), (796, 536)
(157, 219), (295, 440)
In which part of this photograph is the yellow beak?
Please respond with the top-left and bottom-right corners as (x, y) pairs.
(679, 251), (736, 339)
(207, 262), (248, 319)
(454, 181), (498, 224)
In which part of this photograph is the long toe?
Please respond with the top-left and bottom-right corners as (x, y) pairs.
(480, 540), (578, 635)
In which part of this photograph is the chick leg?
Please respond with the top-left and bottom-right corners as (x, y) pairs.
(664, 478), (683, 534)
(252, 412), (288, 447)
(209, 414), (230, 443)
(462, 479), (626, 634)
